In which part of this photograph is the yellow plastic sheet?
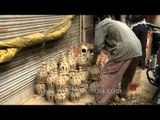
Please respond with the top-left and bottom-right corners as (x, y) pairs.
(0, 15), (73, 63)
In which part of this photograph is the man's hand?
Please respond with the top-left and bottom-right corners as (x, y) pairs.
(86, 43), (94, 50)
(90, 53), (98, 65)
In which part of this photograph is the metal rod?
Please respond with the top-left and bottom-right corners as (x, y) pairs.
(146, 22), (160, 30)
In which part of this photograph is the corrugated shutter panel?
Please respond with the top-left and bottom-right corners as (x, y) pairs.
(0, 15), (80, 104)
(0, 15), (68, 40)
(84, 15), (94, 29)
(84, 15), (94, 43)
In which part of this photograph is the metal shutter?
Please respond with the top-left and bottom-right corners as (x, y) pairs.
(0, 15), (81, 104)
(84, 15), (94, 29)
(83, 15), (94, 43)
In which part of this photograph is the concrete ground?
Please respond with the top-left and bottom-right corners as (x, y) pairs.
(23, 68), (158, 105)
(110, 69), (158, 105)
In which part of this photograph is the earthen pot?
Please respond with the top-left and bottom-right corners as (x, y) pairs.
(69, 71), (76, 79)
(46, 90), (55, 103)
(89, 65), (101, 80)
(69, 87), (80, 92)
(68, 58), (77, 71)
(48, 58), (58, 70)
(55, 77), (67, 90)
(69, 75), (82, 89)
(64, 87), (69, 100)
(80, 44), (94, 66)
(59, 61), (70, 75)
(67, 48), (76, 59)
(45, 63), (56, 74)
(80, 83), (89, 90)
(35, 83), (47, 96)
(80, 87), (88, 98)
(80, 44), (88, 55)
(36, 67), (48, 84)
(78, 73), (87, 84)
(54, 92), (67, 105)
(69, 91), (81, 103)
(89, 81), (99, 95)
(50, 69), (59, 77)
(78, 66), (88, 84)
(67, 49), (77, 71)
(58, 51), (68, 64)
(46, 71), (58, 90)
(80, 83), (89, 98)
(77, 54), (88, 70)
(59, 71), (70, 83)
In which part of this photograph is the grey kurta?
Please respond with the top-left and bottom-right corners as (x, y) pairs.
(93, 18), (142, 62)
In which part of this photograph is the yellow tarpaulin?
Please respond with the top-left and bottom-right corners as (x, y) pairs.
(0, 15), (74, 63)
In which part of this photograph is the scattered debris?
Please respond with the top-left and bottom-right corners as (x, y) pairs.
(110, 92), (152, 105)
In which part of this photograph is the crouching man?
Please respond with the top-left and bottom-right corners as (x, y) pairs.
(87, 15), (142, 105)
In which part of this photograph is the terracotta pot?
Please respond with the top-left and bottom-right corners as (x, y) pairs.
(67, 48), (76, 59)
(48, 58), (58, 70)
(78, 74), (87, 84)
(35, 83), (47, 96)
(54, 92), (67, 105)
(69, 71), (76, 79)
(59, 71), (70, 84)
(80, 83), (89, 89)
(69, 75), (82, 89)
(64, 88), (69, 100)
(80, 43), (89, 55)
(80, 44), (89, 55)
(78, 66), (88, 83)
(68, 57), (77, 71)
(84, 70), (90, 80)
(46, 71), (58, 90)
(44, 61), (57, 74)
(46, 90), (55, 103)
(50, 69), (59, 76)
(89, 65), (101, 80)
(41, 60), (52, 74)
(36, 67), (48, 84)
(77, 54), (88, 70)
(89, 81), (99, 95)
(59, 61), (70, 75)
(73, 47), (80, 57)
(56, 88), (68, 93)
(69, 91), (81, 103)
(55, 77), (68, 90)
(58, 51), (68, 64)
(80, 87), (88, 98)
(80, 44), (95, 66)
(69, 86), (80, 92)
